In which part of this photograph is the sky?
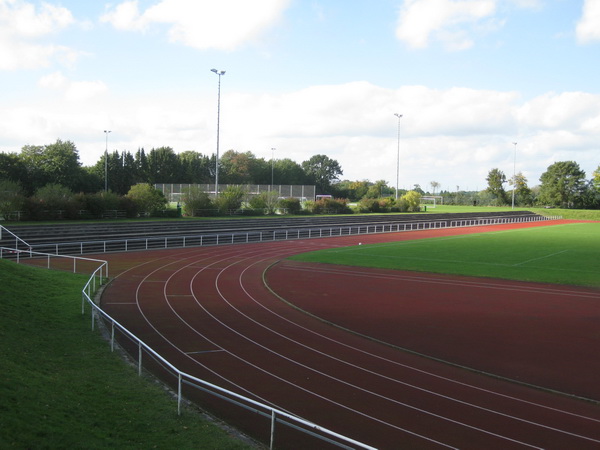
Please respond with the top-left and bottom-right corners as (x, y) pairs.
(1, 0), (599, 193)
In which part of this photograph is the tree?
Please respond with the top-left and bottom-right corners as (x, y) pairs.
(538, 161), (586, 208)
(509, 172), (533, 206)
(592, 165), (600, 191)
(486, 168), (508, 205)
(219, 150), (265, 184)
(365, 180), (389, 199)
(0, 153), (27, 187)
(430, 181), (440, 195)
(274, 158), (309, 186)
(147, 147), (180, 183)
(23, 140), (86, 193)
(179, 151), (212, 184)
(302, 154), (343, 194)
(135, 148), (149, 182)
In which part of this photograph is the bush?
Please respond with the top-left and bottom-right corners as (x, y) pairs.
(248, 191), (279, 214)
(82, 191), (121, 218)
(0, 180), (26, 220)
(278, 197), (301, 215)
(358, 197), (394, 213)
(307, 197), (352, 214)
(26, 183), (77, 220)
(181, 185), (213, 217)
(214, 185), (246, 214)
(126, 183), (167, 216)
(401, 190), (422, 212)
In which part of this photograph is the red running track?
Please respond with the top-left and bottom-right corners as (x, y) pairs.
(100, 221), (600, 449)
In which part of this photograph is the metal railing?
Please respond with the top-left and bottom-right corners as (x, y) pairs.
(0, 213), (562, 449)
(0, 225), (32, 251)
(1, 240), (375, 449)
(20, 214), (562, 256)
(450, 214), (560, 227)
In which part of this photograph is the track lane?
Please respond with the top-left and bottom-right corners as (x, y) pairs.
(100, 222), (600, 449)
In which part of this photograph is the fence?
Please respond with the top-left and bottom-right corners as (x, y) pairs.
(0, 214), (562, 448)
(0, 227), (375, 449)
(20, 214), (562, 256)
(155, 183), (316, 202)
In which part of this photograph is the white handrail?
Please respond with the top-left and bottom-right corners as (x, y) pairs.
(22, 214), (561, 256)
(2, 241), (376, 449)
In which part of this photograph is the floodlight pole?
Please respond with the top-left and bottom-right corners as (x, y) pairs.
(394, 113), (402, 200)
(104, 130), (111, 192)
(211, 68), (225, 198)
(511, 142), (517, 209)
(271, 148), (276, 189)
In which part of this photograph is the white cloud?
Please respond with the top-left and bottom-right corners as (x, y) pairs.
(2, 82), (599, 191)
(576, 0), (600, 44)
(38, 71), (108, 101)
(396, 0), (497, 50)
(101, 0), (291, 50)
(0, 0), (76, 70)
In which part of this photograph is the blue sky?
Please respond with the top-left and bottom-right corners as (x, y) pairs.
(1, 0), (599, 192)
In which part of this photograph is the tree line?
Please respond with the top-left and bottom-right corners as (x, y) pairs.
(483, 162), (600, 209)
(0, 139), (598, 221)
(0, 139), (344, 197)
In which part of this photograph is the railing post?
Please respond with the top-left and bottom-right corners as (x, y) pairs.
(138, 342), (143, 376)
(178, 373), (182, 416)
(111, 322), (115, 352)
(270, 410), (276, 450)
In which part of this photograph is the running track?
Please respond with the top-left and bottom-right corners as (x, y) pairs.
(99, 221), (600, 449)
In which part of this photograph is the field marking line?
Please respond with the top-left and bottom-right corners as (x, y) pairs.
(186, 349), (225, 355)
(512, 250), (569, 267)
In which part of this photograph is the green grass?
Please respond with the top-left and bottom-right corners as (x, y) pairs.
(423, 205), (600, 221)
(0, 260), (253, 449)
(290, 222), (600, 287)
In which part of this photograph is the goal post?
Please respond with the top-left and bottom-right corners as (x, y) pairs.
(421, 196), (443, 208)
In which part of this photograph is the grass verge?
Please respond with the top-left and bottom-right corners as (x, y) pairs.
(290, 222), (600, 287)
(0, 259), (254, 449)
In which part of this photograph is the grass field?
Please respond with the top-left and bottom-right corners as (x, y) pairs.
(0, 259), (253, 449)
(290, 222), (600, 287)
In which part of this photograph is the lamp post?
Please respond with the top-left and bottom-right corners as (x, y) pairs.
(511, 142), (517, 209)
(211, 68), (225, 198)
(394, 113), (402, 200)
(271, 147), (276, 189)
(104, 130), (111, 192)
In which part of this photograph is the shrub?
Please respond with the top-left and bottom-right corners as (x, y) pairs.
(27, 183), (76, 220)
(181, 185), (214, 217)
(401, 190), (422, 212)
(279, 197), (301, 215)
(0, 180), (26, 220)
(248, 191), (279, 214)
(307, 197), (352, 214)
(214, 185), (246, 214)
(126, 183), (167, 216)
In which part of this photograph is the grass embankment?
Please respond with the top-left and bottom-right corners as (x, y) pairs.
(290, 222), (600, 287)
(0, 260), (253, 449)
